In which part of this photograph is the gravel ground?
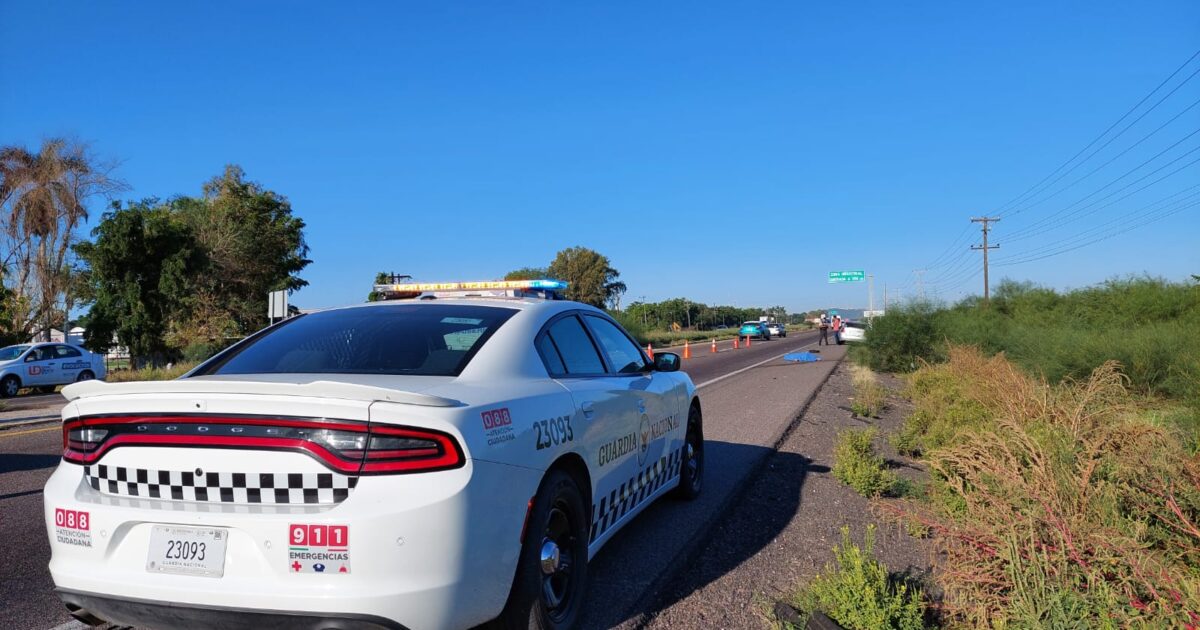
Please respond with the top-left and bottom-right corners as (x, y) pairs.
(640, 362), (933, 629)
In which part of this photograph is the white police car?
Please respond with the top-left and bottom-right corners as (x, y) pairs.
(0, 342), (105, 397)
(44, 279), (704, 630)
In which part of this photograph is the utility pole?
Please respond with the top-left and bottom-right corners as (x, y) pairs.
(914, 269), (926, 301)
(867, 274), (875, 314)
(883, 283), (888, 311)
(970, 216), (1000, 304)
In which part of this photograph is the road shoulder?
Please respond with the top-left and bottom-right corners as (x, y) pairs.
(640, 362), (933, 629)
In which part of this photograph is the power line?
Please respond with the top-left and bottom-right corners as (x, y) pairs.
(1005, 148), (1200, 243)
(999, 65), (1200, 219)
(996, 183), (1200, 261)
(1004, 130), (1200, 242)
(990, 47), (1200, 218)
(999, 96), (1200, 221)
(995, 197), (1200, 267)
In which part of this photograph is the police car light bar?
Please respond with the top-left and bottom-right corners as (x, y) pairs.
(371, 279), (569, 300)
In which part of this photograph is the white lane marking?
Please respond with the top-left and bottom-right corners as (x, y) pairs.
(695, 341), (819, 390)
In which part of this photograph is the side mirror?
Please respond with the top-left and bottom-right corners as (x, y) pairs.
(653, 352), (681, 372)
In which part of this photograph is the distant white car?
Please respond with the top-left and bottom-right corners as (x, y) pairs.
(766, 322), (786, 338)
(43, 279), (704, 630)
(0, 342), (105, 396)
(839, 321), (867, 343)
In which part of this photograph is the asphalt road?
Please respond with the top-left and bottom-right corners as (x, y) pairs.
(0, 330), (836, 629)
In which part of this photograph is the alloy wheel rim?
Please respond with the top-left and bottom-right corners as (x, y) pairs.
(540, 504), (576, 620)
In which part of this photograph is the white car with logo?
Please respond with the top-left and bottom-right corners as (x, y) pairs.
(43, 280), (704, 630)
(0, 342), (105, 397)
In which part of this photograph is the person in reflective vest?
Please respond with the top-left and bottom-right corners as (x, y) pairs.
(832, 315), (842, 344)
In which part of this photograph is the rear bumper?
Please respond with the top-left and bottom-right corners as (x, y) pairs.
(59, 589), (407, 630)
(44, 455), (544, 630)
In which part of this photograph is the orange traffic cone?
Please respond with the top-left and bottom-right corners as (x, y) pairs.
(733, 337), (739, 349)
(746, 335), (752, 348)
(710, 338), (717, 353)
(683, 340), (692, 359)
(646, 343), (654, 360)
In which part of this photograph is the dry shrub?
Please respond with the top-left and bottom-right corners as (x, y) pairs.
(850, 364), (887, 417)
(895, 345), (1200, 627)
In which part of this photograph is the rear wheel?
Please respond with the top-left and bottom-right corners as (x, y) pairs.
(493, 469), (589, 630)
(76, 370), (95, 382)
(0, 375), (20, 398)
(673, 405), (704, 500)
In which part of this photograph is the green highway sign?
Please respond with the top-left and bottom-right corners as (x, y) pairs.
(828, 270), (866, 283)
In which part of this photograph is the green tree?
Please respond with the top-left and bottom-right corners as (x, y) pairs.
(504, 267), (548, 281)
(74, 200), (204, 365)
(546, 247), (625, 308)
(174, 166), (310, 336)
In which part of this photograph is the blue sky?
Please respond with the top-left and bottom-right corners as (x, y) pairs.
(2, 1), (1198, 313)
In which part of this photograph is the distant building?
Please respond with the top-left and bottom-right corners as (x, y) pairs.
(29, 327), (86, 344)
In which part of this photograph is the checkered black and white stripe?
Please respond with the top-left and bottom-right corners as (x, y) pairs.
(590, 446), (684, 543)
(83, 465), (359, 505)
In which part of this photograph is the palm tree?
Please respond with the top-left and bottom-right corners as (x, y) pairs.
(0, 139), (125, 340)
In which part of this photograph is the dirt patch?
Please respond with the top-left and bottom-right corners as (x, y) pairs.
(640, 363), (933, 629)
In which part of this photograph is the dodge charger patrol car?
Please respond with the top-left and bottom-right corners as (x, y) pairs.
(44, 279), (704, 630)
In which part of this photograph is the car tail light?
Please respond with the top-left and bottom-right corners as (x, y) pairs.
(61, 415), (464, 475)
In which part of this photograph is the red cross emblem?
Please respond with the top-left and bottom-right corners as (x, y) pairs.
(291, 561), (302, 572)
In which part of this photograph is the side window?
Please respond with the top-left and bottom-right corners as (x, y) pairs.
(585, 316), (647, 374)
(535, 334), (566, 375)
(544, 316), (605, 375)
(55, 345), (83, 358)
(26, 347), (47, 362)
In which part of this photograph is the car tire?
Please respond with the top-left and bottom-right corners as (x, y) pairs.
(76, 370), (95, 382)
(493, 469), (589, 630)
(0, 375), (20, 398)
(672, 404), (704, 500)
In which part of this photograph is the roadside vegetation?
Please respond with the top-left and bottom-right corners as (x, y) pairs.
(885, 346), (1200, 627)
(838, 276), (1200, 627)
(105, 362), (198, 382)
(833, 429), (899, 498)
(850, 365), (886, 417)
(860, 277), (1200, 423)
(788, 526), (928, 630)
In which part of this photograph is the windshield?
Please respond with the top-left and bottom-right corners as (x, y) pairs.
(0, 345), (30, 361)
(196, 304), (518, 377)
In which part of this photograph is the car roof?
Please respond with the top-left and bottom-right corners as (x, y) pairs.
(322, 296), (592, 315)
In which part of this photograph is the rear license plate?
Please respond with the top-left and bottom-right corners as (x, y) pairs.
(146, 525), (228, 577)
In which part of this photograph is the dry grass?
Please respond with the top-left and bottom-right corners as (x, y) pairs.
(850, 364), (887, 417)
(884, 345), (1200, 627)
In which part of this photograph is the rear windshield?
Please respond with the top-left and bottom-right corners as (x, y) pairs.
(845, 321), (866, 329)
(195, 304), (518, 377)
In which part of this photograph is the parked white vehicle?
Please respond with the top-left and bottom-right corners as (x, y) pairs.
(840, 320), (867, 343)
(0, 342), (105, 397)
(44, 279), (704, 630)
